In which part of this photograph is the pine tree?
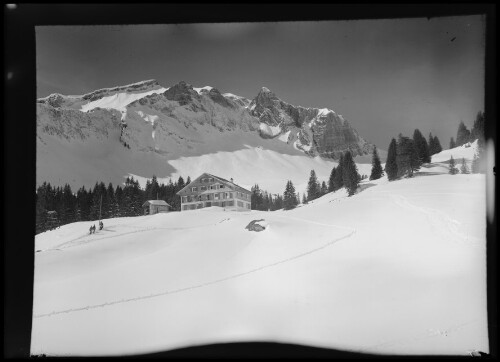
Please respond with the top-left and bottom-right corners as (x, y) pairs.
(283, 180), (298, 210)
(449, 137), (456, 149)
(460, 158), (469, 174)
(320, 181), (328, 196)
(433, 135), (442, 154)
(471, 111), (485, 148)
(185, 176), (191, 185)
(328, 167), (337, 192)
(302, 193), (308, 204)
(428, 132), (436, 155)
(334, 153), (345, 190)
(369, 146), (384, 180)
(342, 151), (360, 196)
(396, 135), (420, 178)
(448, 156), (459, 175)
(413, 129), (431, 163)
(385, 138), (398, 181)
(307, 170), (320, 201)
(251, 184), (265, 210)
(456, 121), (471, 147)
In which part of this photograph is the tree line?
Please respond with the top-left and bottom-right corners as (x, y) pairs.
(449, 111), (485, 150)
(256, 111), (486, 212)
(36, 175), (191, 234)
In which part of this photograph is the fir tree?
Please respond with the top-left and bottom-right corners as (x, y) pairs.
(448, 156), (459, 175)
(185, 176), (191, 185)
(334, 153), (345, 190)
(302, 193), (308, 204)
(369, 146), (384, 180)
(456, 121), (471, 147)
(328, 167), (337, 192)
(342, 151), (360, 196)
(320, 181), (328, 196)
(460, 158), (469, 174)
(395, 135), (420, 178)
(471, 111), (485, 149)
(307, 170), (320, 201)
(385, 138), (398, 181)
(433, 135), (442, 154)
(283, 180), (298, 210)
(449, 137), (456, 149)
(413, 129), (431, 163)
(428, 132), (436, 155)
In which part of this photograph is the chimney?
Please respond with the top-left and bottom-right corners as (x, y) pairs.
(230, 178), (234, 183)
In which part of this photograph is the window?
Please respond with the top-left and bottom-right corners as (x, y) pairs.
(215, 193), (219, 200)
(201, 186), (207, 191)
(246, 203), (251, 209)
(208, 178), (213, 182)
(227, 201), (234, 206)
(182, 196), (187, 203)
(219, 185), (224, 189)
(190, 204), (196, 210)
(191, 187), (197, 192)
(221, 201), (225, 207)
(183, 205), (188, 211)
(229, 192), (233, 198)
(210, 185), (215, 190)
(237, 201), (243, 207)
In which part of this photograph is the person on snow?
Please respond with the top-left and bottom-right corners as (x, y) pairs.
(89, 225), (93, 234)
(99, 221), (103, 230)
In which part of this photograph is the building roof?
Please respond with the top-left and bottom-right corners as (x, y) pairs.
(176, 172), (251, 195)
(142, 200), (171, 207)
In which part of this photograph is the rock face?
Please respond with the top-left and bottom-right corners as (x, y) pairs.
(36, 79), (375, 188)
(248, 87), (372, 159)
(245, 219), (267, 232)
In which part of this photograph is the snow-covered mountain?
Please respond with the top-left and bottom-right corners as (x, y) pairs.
(36, 80), (376, 190)
(249, 87), (371, 158)
(32, 145), (488, 356)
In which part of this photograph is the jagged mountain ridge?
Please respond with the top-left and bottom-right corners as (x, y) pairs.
(38, 80), (372, 157)
(36, 80), (377, 189)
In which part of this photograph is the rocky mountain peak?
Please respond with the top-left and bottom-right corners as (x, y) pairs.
(163, 81), (200, 105)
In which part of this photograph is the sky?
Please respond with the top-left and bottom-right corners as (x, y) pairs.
(36, 16), (485, 150)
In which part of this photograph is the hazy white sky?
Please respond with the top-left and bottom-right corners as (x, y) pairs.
(36, 16), (485, 149)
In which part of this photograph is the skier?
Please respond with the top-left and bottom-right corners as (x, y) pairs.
(92, 224), (96, 234)
(99, 221), (103, 230)
(89, 225), (93, 235)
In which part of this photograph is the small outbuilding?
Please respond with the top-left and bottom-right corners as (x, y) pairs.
(142, 200), (171, 215)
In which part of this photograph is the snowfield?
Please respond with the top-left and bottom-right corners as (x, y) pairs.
(32, 147), (488, 356)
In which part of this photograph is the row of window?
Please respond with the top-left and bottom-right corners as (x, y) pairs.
(191, 184), (224, 192)
(183, 192), (233, 203)
(181, 200), (250, 210)
(182, 191), (250, 203)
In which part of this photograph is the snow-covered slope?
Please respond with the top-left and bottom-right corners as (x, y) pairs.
(32, 151), (488, 356)
(141, 147), (374, 196)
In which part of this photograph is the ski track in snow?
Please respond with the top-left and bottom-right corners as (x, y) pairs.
(44, 223), (225, 251)
(380, 191), (483, 247)
(34, 216), (356, 319)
